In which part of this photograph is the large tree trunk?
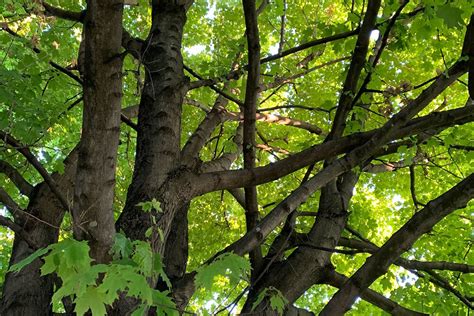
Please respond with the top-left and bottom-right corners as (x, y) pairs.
(112, 2), (190, 313)
(72, 0), (124, 263)
(242, 173), (358, 313)
(116, 1), (189, 252)
(0, 152), (77, 315)
(2, 2), (473, 316)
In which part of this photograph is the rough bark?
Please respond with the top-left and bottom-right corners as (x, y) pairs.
(0, 151), (77, 315)
(1, 1), (473, 315)
(162, 203), (189, 280)
(242, 173), (359, 312)
(72, 0), (124, 263)
(115, 1), (191, 265)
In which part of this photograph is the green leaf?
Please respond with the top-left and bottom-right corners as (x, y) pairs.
(131, 304), (147, 316)
(252, 287), (288, 313)
(152, 290), (179, 316)
(195, 252), (250, 290)
(126, 272), (153, 304)
(97, 264), (133, 304)
(132, 240), (153, 276)
(136, 198), (162, 213)
(9, 246), (50, 273)
(269, 291), (288, 313)
(145, 227), (153, 238)
(252, 288), (269, 311)
(436, 4), (464, 29)
(153, 253), (171, 288)
(74, 287), (107, 316)
(110, 232), (133, 259)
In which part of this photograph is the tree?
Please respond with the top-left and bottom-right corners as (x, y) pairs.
(0, 0), (473, 314)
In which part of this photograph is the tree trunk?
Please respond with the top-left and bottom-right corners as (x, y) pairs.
(242, 173), (358, 313)
(112, 2), (189, 313)
(116, 2), (188, 253)
(72, 0), (124, 263)
(0, 151), (77, 315)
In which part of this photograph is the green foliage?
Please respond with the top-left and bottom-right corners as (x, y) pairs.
(195, 252), (250, 290)
(137, 198), (162, 213)
(252, 287), (288, 314)
(1, 0), (473, 314)
(10, 236), (177, 315)
(136, 199), (165, 241)
(435, 4), (465, 29)
(9, 246), (50, 273)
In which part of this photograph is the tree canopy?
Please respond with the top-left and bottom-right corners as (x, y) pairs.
(0, 0), (473, 315)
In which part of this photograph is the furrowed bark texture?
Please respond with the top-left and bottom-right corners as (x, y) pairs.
(72, 0), (123, 262)
(113, 2), (190, 313)
(116, 1), (189, 253)
(2, 1), (474, 315)
(0, 151), (77, 315)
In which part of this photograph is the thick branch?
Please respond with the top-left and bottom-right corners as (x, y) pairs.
(171, 101), (474, 311)
(321, 173), (474, 314)
(0, 214), (38, 249)
(181, 48), (244, 166)
(192, 63), (468, 284)
(242, 0), (263, 278)
(71, 0), (124, 263)
(0, 187), (22, 219)
(338, 237), (474, 273)
(338, 234), (473, 306)
(181, 96), (229, 167)
(0, 131), (70, 211)
(199, 125), (243, 174)
(325, 271), (427, 315)
(196, 101), (473, 195)
(0, 160), (33, 196)
(328, 0), (381, 139)
(41, 1), (84, 22)
(208, 135), (244, 173)
(400, 259), (473, 274)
